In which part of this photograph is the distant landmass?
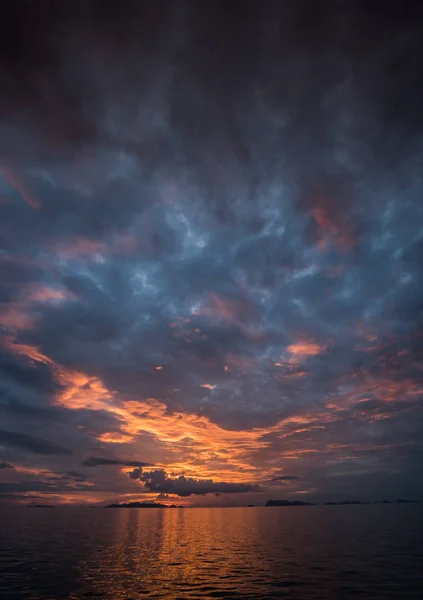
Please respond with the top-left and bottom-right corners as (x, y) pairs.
(105, 499), (420, 509)
(266, 499), (420, 507)
(20, 499), (420, 509)
(266, 500), (315, 507)
(323, 500), (389, 505)
(105, 502), (180, 508)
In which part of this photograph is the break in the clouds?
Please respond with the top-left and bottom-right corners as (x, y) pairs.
(1, 2), (423, 506)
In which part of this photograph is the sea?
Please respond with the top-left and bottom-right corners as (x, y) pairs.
(0, 504), (422, 599)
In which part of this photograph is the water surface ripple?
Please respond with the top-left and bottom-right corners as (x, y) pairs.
(1, 505), (422, 599)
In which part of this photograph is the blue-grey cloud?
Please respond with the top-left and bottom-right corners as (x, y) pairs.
(0, 2), (423, 503)
(0, 430), (73, 456)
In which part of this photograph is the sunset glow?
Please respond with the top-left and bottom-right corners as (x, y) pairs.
(1, 3), (422, 511)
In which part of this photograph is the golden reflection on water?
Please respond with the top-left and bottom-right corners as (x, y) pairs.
(1, 505), (422, 599)
(74, 508), (271, 599)
(71, 507), (353, 599)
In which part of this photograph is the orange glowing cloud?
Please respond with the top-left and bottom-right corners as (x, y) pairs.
(1, 336), (52, 365)
(97, 432), (134, 444)
(2, 337), (279, 482)
(6, 330), (409, 495)
(25, 286), (74, 304)
(284, 341), (327, 365)
(0, 307), (36, 331)
(288, 341), (324, 357)
(324, 367), (423, 416)
(13, 466), (48, 476)
(0, 339), (267, 480)
(273, 367), (308, 381)
(1, 334), (328, 485)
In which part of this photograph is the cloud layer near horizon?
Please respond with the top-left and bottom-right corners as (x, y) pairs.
(1, 2), (423, 506)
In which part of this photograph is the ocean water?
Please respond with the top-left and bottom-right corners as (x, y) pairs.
(0, 505), (422, 599)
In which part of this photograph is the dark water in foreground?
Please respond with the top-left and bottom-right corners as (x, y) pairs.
(0, 505), (422, 600)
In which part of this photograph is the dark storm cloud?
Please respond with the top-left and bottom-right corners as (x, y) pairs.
(271, 475), (299, 482)
(0, 462), (14, 469)
(128, 468), (142, 480)
(138, 469), (257, 497)
(0, 430), (73, 456)
(81, 457), (152, 468)
(1, 2), (423, 501)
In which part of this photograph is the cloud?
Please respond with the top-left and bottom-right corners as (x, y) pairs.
(128, 467), (142, 480)
(0, 479), (87, 495)
(0, 494), (43, 501)
(0, 462), (14, 469)
(1, 3), (423, 504)
(66, 470), (86, 479)
(138, 469), (258, 497)
(156, 493), (178, 500)
(81, 457), (152, 468)
(270, 475), (299, 482)
(0, 430), (73, 456)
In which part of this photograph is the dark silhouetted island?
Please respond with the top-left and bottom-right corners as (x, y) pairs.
(266, 500), (315, 506)
(266, 499), (420, 507)
(26, 504), (54, 508)
(324, 500), (371, 505)
(105, 502), (177, 508)
(323, 500), (393, 505)
(322, 499), (420, 505)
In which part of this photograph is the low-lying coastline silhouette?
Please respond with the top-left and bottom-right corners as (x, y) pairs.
(266, 500), (315, 506)
(266, 499), (420, 507)
(105, 502), (179, 508)
(19, 499), (420, 508)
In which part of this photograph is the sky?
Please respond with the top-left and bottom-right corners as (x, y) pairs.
(1, 1), (423, 507)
